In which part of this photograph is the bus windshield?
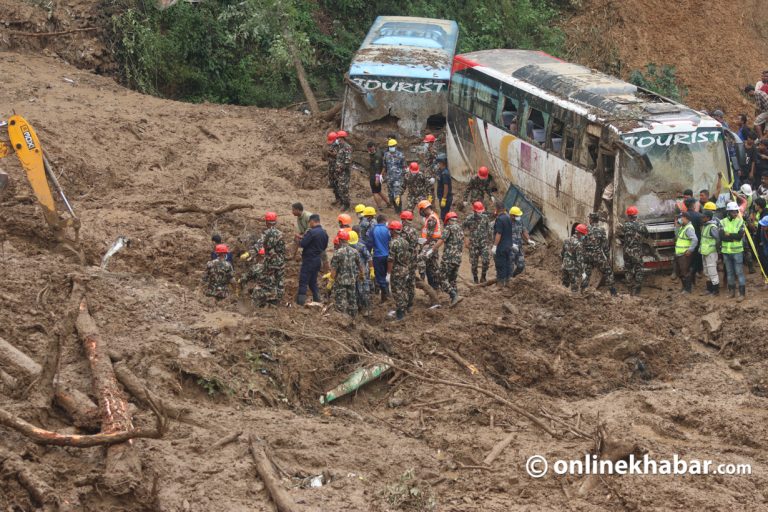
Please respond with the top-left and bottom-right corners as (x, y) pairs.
(620, 128), (728, 219)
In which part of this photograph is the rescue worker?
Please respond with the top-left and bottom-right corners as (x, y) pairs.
(204, 244), (233, 298)
(359, 206), (376, 244)
(721, 201), (746, 301)
(240, 248), (267, 303)
(338, 213), (352, 232)
(326, 132), (339, 205)
(462, 201), (493, 283)
(387, 220), (412, 321)
(561, 224), (586, 292)
(435, 154), (453, 217)
(349, 230), (372, 317)
(296, 214), (328, 305)
(404, 162), (434, 211)
(330, 230), (364, 317)
(700, 206), (721, 296)
(418, 200), (442, 289)
(400, 210), (419, 310)
(354, 204), (366, 226)
(462, 166), (495, 208)
(382, 139), (406, 214)
(291, 202), (312, 259)
(367, 214), (391, 301)
(259, 211), (286, 305)
(674, 211), (698, 294)
(422, 134), (438, 178)
(335, 130), (352, 211)
(508, 206), (534, 278)
(367, 141), (389, 209)
(616, 206), (659, 296)
(492, 201), (514, 287)
(582, 212), (617, 296)
(210, 234), (233, 265)
(432, 211), (464, 306)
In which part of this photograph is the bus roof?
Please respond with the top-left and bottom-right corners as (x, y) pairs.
(349, 16), (459, 80)
(458, 49), (715, 132)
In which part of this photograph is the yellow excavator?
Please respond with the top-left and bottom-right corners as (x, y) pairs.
(0, 114), (82, 257)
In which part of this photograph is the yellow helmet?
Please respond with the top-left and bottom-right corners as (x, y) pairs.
(348, 230), (359, 245)
(509, 206), (523, 216)
(363, 206), (376, 216)
(387, 139), (398, 147)
(354, 204), (366, 214)
(703, 201), (717, 211)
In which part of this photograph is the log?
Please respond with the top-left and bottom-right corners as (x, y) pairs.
(415, 279), (440, 305)
(209, 431), (242, 451)
(483, 432), (515, 465)
(0, 447), (58, 510)
(283, 29), (319, 115)
(0, 335), (42, 376)
(76, 298), (142, 494)
(441, 349), (479, 375)
(0, 406), (164, 447)
(0, 368), (17, 390)
(471, 278), (497, 288)
(248, 434), (299, 512)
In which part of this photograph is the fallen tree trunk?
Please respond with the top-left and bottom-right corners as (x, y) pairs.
(0, 446), (58, 511)
(0, 336), (42, 376)
(76, 298), (142, 494)
(483, 432), (515, 465)
(248, 434), (299, 512)
(415, 279), (440, 305)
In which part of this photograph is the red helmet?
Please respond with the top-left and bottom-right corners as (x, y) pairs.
(400, 210), (414, 221)
(388, 221), (403, 231)
(265, 211), (277, 222)
(327, 132), (338, 144)
(575, 224), (588, 235)
(409, 162), (420, 174)
(477, 166), (489, 179)
(444, 212), (458, 221)
(423, 134), (436, 143)
(214, 244), (229, 254)
(333, 236), (339, 246)
(626, 206), (639, 216)
(337, 230), (349, 241)
(258, 248), (265, 256)
(337, 213), (352, 225)
(472, 201), (485, 213)
(337, 130), (348, 138)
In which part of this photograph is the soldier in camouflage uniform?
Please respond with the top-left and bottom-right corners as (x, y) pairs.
(248, 212), (286, 305)
(349, 230), (372, 317)
(204, 244), (233, 298)
(383, 139), (406, 214)
(386, 221), (412, 321)
(330, 230), (364, 317)
(617, 206), (660, 296)
(359, 206), (376, 245)
(561, 225), (586, 292)
(335, 131), (353, 211)
(240, 248), (266, 303)
(433, 212), (464, 305)
(418, 200), (442, 289)
(462, 201), (493, 283)
(399, 210), (419, 310)
(326, 132), (340, 206)
(462, 166), (495, 208)
(422, 134), (438, 178)
(404, 162), (435, 211)
(582, 211), (617, 296)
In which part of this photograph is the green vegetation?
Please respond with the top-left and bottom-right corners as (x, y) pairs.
(108, 0), (565, 107)
(628, 63), (687, 102)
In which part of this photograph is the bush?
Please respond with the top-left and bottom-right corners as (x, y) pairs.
(109, 0), (566, 106)
(628, 63), (687, 102)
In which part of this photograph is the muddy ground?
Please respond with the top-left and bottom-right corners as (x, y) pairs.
(2, 50), (768, 512)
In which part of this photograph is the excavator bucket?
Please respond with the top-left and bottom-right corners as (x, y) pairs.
(6, 115), (61, 229)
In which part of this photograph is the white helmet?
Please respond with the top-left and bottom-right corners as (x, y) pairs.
(726, 201), (739, 211)
(740, 184), (753, 196)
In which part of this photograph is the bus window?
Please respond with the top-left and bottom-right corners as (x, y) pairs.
(450, 72), (473, 112)
(500, 96), (520, 134)
(564, 130), (576, 161)
(580, 132), (600, 170)
(549, 118), (564, 154)
(467, 77), (498, 122)
(523, 105), (549, 145)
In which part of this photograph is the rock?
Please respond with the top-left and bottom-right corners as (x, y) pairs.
(701, 311), (722, 334)
(729, 359), (742, 371)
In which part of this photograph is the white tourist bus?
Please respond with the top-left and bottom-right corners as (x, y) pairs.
(446, 49), (737, 270)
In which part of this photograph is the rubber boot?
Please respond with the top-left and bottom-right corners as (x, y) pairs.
(712, 283), (720, 296)
(312, 291), (321, 302)
(700, 281), (712, 296)
(738, 285), (746, 302)
(748, 256), (756, 274)
(449, 291), (463, 306)
(472, 271), (479, 284)
(296, 294), (306, 306)
(633, 285), (641, 296)
(684, 280), (693, 294)
(395, 308), (405, 321)
(729, 286), (736, 298)
(481, 268), (488, 283)
(609, 286), (617, 296)
(381, 287), (388, 303)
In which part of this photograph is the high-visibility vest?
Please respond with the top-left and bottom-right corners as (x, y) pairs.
(675, 224), (694, 255)
(721, 217), (744, 254)
(700, 222), (717, 256)
(421, 212), (442, 239)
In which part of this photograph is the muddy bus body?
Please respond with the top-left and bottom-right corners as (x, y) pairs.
(341, 16), (459, 138)
(446, 49), (737, 270)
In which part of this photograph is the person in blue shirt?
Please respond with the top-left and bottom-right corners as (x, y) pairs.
(367, 214), (391, 301)
(436, 154), (453, 219)
(296, 214), (329, 305)
(210, 234), (233, 265)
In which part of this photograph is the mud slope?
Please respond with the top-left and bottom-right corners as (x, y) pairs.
(565, 0), (768, 120)
(2, 53), (768, 511)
